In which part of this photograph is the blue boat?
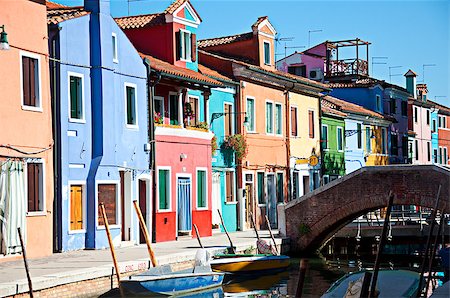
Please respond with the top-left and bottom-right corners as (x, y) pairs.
(121, 264), (224, 296)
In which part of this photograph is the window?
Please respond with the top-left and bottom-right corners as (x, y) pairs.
(158, 169), (170, 210)
(125, 84), (137, 126)
(444, 147), (448, 164)
(434, 149), (438, 163)
(337, 127), (343, 151)
(401, 101), (408, 116)
(70, 184), (84, 231)
(321, 125), (328, 150)
(444, 117), (447, 129)
(439, 147), (443, 164)
(415, 140), (419, 161)
(27, 162), (44, 213)
(376, 95), (381, 111)
(154, 96), (164, 122)
(357, 123), (362, 149)
(427, 142), (431, 162)
(287, 65), (306, 77)
(266, 102), (273, 134)
(414, 107), (418, 123)
(276, 173), (283, 203)
(402, 137), (408, 158)
(366, 127), (372, 152)
(275, 104), (282, 135)
(426, 110), (430, 125)
(438, 116), (442, 128)
(291, 106), (298, 136)
(432, 119), (437, 133)
(257, 172), (265, 204)
(186, 96), (198, 126)
(169, 93), (179, 125)
(97, 184), (117, 225)
(308, 110), (315, 138)
(390, 98), (396, 114)
(225, 172), (234, 203)
(292, 171), (299, 200)
(381, 128), (387, 154)
(69, 73), (84, 121)
(112, 33), (118, 63)
(197, 170), (206, 208)
(263, 41), (270, 65)
(246, 97), (255, 132)
(224, 103), (233, 137)
(177, 29), (196, 62)
(391, 135), (398, 156)
(21, 54), (41, 109)
(322, 175), (330, 185)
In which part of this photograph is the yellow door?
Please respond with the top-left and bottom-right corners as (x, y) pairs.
(70, 185), (83, 230)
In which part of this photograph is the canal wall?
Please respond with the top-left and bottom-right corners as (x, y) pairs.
(1, 231), (289, 297)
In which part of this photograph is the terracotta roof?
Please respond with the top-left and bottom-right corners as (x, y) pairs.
(140, 53), (222, 87)
(47, 6), (89, 25)
(198, 64), (235, 83)
(115, 13), (165, 29)
(252, 16), (268, 29)
(427, 100), (450, 115)
(198, 32), (253, 48)
(324, 95), (386, 119)
(46, 1), (66, 9)
(321, 98), (347, 118)
(164, 0), (187, 14)
(328, 77), (408, 93)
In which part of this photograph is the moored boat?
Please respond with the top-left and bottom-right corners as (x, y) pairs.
(210, 254), (290, 273)
(121, 264), (224, 296)
(322, 269), (420, 297)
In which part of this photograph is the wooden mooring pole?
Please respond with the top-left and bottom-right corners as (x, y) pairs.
(218, 209), (236, 254)
(295, 259), (308, 297)
(265, 215), (279, 255)
(18, 227), (33, 298)
(100, 203), (124, 297)
(193, 224), (204, 249)
(133, 200), (158, 267)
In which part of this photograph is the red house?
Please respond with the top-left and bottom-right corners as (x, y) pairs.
(116, 0), (222, 242)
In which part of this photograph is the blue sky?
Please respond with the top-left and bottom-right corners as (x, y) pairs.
(55, 0), (449, 106)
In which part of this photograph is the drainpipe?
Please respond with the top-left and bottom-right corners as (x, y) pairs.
(143, 58), (161, 243)
(284, 83), (295, 201)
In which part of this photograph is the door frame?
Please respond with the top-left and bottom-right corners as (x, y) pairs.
(242, 171), (254, 229)
(137, 173), (151, 244)
(175, 173), (192, 237)
(266, 173), (276, 226)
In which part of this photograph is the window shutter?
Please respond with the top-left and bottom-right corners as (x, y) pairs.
(308, 111), (314, 138)
(175, 31), (181, 60)
(290, 107), (297, 136)
(159, 170), (167, 209)
(27, 164), (36, 212)
(30, 58), (37, 107)
(22, 57), (31, 106)
(98, 184), (117, 225)
(191, 33), (197, 62)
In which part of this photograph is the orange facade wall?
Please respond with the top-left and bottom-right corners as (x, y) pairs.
(0, 0), (53, 258)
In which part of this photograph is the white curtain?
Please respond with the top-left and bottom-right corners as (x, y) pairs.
(0, 160), (26, 255)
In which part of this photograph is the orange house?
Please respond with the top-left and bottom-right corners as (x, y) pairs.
(0, 0), (54, 259)
(199, 17), (326, 230)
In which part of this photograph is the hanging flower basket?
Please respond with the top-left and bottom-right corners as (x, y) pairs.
(222, 134), (248, 160)
(211, 135), (218, 155)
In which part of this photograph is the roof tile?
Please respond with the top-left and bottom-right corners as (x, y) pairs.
(324, 95), (386, 119)
(47, 6), (90, 25)
(198, 64), (235, 83)
(115, 13), (165, 29)
(198, 32), (253, 48)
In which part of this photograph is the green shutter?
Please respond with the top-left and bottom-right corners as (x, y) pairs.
(159, 170), (167, 209)
(126, 86), (136, 125)
(277, 173), (283, 203)
(197, 171), (206, 208)
(257, 173), (264, 204)
(70, 77), (77, 119)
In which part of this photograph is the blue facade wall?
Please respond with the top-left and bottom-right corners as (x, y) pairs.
(209, 86), (238, 232)
(344, 119), (365, 174)
(431, 110), (439, 162)
(330, 86), (384, 114)
(57, 3), (149, 251)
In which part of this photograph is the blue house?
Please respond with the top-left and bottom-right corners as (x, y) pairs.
(198, 64), (239, 232)
(48, 0), (150, 251)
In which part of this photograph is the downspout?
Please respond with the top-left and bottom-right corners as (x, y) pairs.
(50, 25), (62, 252)
(284, 83), (294, 201)
(143, 58), (161, 243)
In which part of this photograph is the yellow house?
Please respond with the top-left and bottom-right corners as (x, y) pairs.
(289, 92), (322, 198)
(365, 124), (390, 166)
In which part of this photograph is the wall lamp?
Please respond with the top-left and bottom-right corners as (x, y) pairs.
(0, 25), (9, 50)
(210, 111), (249, 127)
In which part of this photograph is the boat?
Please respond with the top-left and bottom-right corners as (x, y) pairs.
(322, 269), (420, 297)
(210, 253), (290, 273)
(120, 264), (225, 296)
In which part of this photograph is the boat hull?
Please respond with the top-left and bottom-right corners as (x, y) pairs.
(210, 255), (290, 273)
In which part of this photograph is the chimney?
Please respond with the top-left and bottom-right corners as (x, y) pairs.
(416, 83), (428, 102)
(85, 0), (110, 15)
(404, 69), (417, 98)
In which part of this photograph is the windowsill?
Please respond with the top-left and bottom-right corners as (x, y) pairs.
(257, 204), (266, 207)
(22, 105), (43, 113)
(323, 148), (329, 151)
(225, 201), (238, 205)
(69, 118), (86, 124)
(68, 229), (86, 235)
(275, 133), (283, 137)
(180, 58), (192, 63)
(157, 209), (172, 213)
(113, 59), (119, 64)
(126, 124), (139, 130)
(26, 211), (46, 217)
(247, 131), (257, 134)
(196, 207), (208, 211)
(97, 224), (120, 230)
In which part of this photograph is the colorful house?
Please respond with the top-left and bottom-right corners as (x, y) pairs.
(405, 71), (433, 164)
(116, 0), (221, 241)
(48, 0), (150, 251)
(0, 0), (54, 259)
(198, 16), (327, 229)
(437, 106), (450, 166)
(320, 99), (347, 183)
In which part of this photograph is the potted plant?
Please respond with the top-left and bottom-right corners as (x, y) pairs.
(222, 134), (248, 160)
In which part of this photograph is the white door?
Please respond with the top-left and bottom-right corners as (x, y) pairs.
(211, 172), (222, 228)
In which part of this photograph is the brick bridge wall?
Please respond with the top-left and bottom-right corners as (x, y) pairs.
(285, 165), (450, 253)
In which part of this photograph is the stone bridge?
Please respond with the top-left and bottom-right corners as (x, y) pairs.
(284, 165), (450, 253)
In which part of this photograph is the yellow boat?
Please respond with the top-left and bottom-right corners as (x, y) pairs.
(209, 254), (290, 273)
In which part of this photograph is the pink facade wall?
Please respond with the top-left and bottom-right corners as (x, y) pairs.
(412, 105), (432, 164)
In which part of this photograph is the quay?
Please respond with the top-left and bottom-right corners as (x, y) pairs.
(0, 230), (288, 297)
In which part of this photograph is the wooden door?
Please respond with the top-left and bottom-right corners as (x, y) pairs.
(138, 180), (147, 244)
(70, 185), (83, 230)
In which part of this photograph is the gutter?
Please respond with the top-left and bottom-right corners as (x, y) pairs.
(143, 58), (161, 243)
(159, 71), (222, 89)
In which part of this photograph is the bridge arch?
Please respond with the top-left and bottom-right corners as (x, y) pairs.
(285, 165), (450, 253)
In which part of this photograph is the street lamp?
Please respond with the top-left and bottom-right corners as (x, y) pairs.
(0, 25), (9, 50)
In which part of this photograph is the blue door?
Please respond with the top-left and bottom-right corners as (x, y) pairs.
(267, 174), (277, 227)
(177, 177), (191, 233)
